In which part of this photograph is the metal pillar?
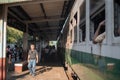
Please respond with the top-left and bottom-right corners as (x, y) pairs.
(105, 0), (114, 45)
(0, 5), (7, 80)
(23, 24), (28, 60)
(86, 0), (90, 43)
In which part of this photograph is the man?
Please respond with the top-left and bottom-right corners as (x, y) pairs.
(93, 20), (106, 44)
(6, 45), (12, 72)
(27, 44), (38, 76)
(19, 47), (23, 60)
(13, 45), (18, 61)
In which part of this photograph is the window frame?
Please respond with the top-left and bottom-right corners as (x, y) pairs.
(74, 25), (77, 43)
(79, 21), (86, 43)
(113, 0), (120, 44)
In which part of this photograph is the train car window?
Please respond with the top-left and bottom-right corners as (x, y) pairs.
(90, 0), (104, 15)
(114, 0), (120, 37)
(90, 0), (105, 38)
(90, 0), (105, 42)
(90, 10), (105, 40)
(79, 0), (86, 43)
(79, 29), (82, 42)
(79, 24), (86, 42)
(80, 0), (85, 21)
(90, 21), (94, 41)
(73, 12), (78, 43)
(74, 26), (77, 42)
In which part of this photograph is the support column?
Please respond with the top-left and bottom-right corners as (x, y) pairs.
(33, 33), (36, 44)
(23, 24), (28, 60)
(105, 0), (114, 45)
(86, 0), (90, 43)
(38, 40), (42, 62)
(0, 5), (7, 80)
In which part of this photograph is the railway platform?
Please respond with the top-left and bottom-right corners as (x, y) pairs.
(7, 60), (69, 80)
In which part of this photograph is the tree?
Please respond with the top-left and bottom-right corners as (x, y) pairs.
(7, 26), (23, 45)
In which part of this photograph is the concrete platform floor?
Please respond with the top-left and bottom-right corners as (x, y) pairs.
(7, 64), (68, 80)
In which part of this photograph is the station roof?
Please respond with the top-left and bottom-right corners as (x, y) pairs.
(6, 0), (75, 41)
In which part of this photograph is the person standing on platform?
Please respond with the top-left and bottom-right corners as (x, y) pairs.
(6, 45), (12, 72)
(27, 44), (38, 76)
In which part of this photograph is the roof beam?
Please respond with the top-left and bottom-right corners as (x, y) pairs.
(24, 18), (65, 23)
(40, 3), (50, 32)
(8, 10), (25, 24)
(8, 7), (24, 20)
(7, 0), (69, 7)
(32, 27), (60, 31)
(40, 3), (47, 18)
(40, 32), (59, 34)
(16, 6), (39, 31)
(39, 27), (60, 30)
(16, 6), (31, 20)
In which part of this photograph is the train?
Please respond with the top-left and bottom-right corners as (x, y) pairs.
(57, 0), (120, 80)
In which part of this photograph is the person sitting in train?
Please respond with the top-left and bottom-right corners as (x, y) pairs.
(93, 20), (106, 44)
